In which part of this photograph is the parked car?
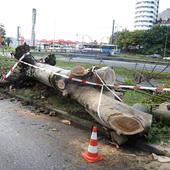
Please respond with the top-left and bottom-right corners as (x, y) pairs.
(145, 54), (162, 58)
(163, 57), (170, 60)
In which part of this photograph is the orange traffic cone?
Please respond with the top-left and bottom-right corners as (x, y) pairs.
(82, 126), (103, 163)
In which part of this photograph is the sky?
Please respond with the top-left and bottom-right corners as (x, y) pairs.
(0, 0), (169, 42)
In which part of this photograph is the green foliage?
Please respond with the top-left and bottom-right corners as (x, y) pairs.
(165, 80), (170, 87)
(124, 79), (136, 85)
(147, 121), (170, 144)
(0, 24), (6, 37)
(116, 25), (170, 56)
(0, 55), (16, 76)
(143, 91), (170, 107)
(5, 37), (12, 47)
(142, 82), (170, 107)
(123, 90), (148, 106)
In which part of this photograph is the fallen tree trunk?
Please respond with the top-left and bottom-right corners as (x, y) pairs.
(14, 44), (152, 137)
(153, 109), (170, 126)
(152, 102), (170, 126)
(24, 63), (152, 136)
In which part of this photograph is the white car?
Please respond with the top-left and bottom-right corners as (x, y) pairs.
(163, 57), (170, 60)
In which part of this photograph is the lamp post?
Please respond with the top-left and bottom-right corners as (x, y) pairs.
(114, 25), (122, 47)
(164, 26), (169, 58)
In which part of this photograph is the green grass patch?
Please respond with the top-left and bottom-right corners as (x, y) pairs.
(111, 53), (168, 63)
(147, 121), (170, 145)
(123, 90), (149, 106)
(56, 60), (102, 69)
(0, 55), (16, 75)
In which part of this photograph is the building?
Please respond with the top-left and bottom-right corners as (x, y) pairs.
(157, 8), (170, 26)
(134, 0), (159, 30)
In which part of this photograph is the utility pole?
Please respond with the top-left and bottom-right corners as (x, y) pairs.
(164, 26), (169, 58)
(111, 19), (115, 44)
(17, 26), (21, 46)
(31, 8), (36, 47)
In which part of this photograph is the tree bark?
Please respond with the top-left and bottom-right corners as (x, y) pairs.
(153, 109), (170, 126)
(24, 62), (152, 136)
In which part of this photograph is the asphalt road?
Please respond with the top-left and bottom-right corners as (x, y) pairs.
(33, 54), (170, 72)
(0, 98), (151, 170)
(0, 98), (105, 170)
(55, 57), (170, 73)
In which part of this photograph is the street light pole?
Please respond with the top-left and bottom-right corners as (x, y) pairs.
(164, 26), (169, 58)
(111, 19), (115, 44)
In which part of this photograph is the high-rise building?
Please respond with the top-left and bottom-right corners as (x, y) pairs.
(158, 8), (170, 26)
(134, 0), (159, 30)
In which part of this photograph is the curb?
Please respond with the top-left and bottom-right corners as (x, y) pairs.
(6, 92), (108, 136)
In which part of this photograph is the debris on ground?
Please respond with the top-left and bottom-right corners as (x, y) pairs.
(152, 153), (170, 163)
(61, 119), (71, 125)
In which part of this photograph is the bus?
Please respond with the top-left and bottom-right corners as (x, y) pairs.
(101, 44), (118, 55)
(82, 44), (118, 55)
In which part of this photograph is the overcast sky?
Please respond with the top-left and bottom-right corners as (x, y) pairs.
(0, 0), (169, 42)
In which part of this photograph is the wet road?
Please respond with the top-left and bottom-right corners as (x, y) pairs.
(0, 98), (150, 170)
(0, 98), (113, 170)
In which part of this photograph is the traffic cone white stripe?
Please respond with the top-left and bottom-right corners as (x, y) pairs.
(91, 132), (97, 140)
(88, 145), (98, 153)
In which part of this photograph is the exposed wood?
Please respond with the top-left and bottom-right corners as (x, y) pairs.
(70, 65), (88, 77)
(57, 79), (66, 90)
(110, 131), (128, 145)
(25, 62), (152, 136)
(66, 84), (152, 135)
(95, 66), (116, 85)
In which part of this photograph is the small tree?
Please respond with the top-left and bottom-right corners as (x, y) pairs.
(5, 37), (12, 47)
(115, 25), (170, 56)
(0, 24), (6, 43)
(142, 25), (170, 56)
(0, 24), (6, 53)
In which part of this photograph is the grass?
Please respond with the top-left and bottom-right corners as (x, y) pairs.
(111, 53), (169, 63)
(123, 90), (149, 106)
(56, 60), (95, 69)
(148, 121), (170, 145)
(0, 55), (16, 76)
